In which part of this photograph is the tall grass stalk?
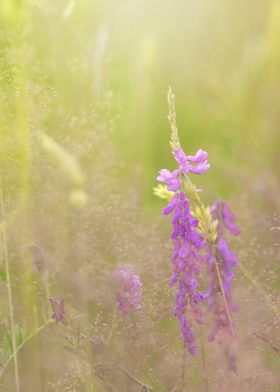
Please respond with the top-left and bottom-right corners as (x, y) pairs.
(106, 305), (117, 344)
(0, 181), (20, 392)
(212, 245), (236, 339)
(199, 327), (208, 392)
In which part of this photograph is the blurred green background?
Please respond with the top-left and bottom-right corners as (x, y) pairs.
(0, 1), (280, 391)
(1, 0), (280, 207)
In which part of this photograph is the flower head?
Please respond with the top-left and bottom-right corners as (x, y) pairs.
(157, 169), (181, 191)
(114, 265), (142, 315)
(172, 147), (210, 175)
(49, 297), (66, 324)
(157, 147), (210, 192)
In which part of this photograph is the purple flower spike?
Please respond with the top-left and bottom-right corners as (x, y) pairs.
(207, 200), (240, 343)
(162, 191), (206, 354)
(49, 297), (66, 324)
(157, 99), (240, 367)
(218, 238), (239, 268)
(179, 315), (197, 355)
(114, 265), (142, 315)
(211, 199), (240, 237)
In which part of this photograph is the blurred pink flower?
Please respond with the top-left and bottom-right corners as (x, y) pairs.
(114, 265), (142, 315)
(49, 297), (66, 324)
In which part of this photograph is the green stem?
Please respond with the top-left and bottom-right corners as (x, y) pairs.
(117, 365), (153, 390)
(213, 246), (236, 340)
(0, 181), (20, 392)
(107, 306), (117, 344)
(0, 319), (54, 380)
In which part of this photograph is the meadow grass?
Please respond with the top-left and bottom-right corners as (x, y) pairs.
(0, 1), (279, 391)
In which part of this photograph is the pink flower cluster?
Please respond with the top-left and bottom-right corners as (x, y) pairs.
(114, 264), (142, 315)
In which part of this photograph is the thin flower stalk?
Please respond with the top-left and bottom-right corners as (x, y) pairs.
(0, 319), (54, 381)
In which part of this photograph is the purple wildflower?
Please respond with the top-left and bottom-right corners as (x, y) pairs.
(222, 203), (240, 236)
(172, 147), (210, 175)
(228, 350), (238, 373)
(157, 146), (210, 191)
(163, 192), (206, 355)
(211, 199), (240, 237)
(114, 265), (142, 315)
(207, 200), (240, 343)
(49, 297), (66, 324)
(206, 250), (233, 342)
(157, 169), (181, 191)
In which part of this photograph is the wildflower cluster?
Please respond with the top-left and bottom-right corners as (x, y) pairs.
(113, 264), (142, 315)
(155, 88), (240, 360)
